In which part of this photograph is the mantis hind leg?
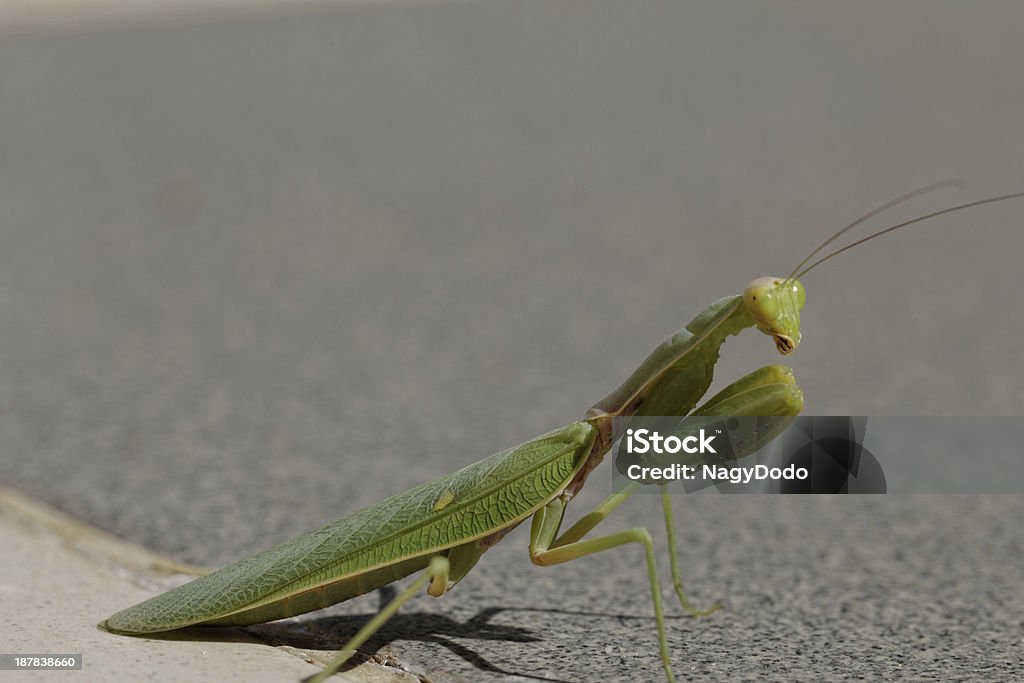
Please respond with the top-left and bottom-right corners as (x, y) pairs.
(310, 556), (450, 683)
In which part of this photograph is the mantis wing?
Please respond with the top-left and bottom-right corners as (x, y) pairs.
(104, 422), (596, 633)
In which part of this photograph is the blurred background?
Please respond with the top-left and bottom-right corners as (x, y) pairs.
(1, 2), (1022, 681)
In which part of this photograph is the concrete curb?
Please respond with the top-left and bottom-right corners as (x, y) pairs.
(0, 482), (416, 682)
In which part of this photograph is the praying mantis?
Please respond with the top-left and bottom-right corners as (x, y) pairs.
(101, 183), (1024, 682)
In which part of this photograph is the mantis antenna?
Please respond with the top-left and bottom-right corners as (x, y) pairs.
(793, 189), (1024, 280)
(783, 179), (964, 283)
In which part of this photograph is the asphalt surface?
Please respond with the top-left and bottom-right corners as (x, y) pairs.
(2, 3), (1022, 681)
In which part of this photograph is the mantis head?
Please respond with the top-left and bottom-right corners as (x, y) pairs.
(742, 181), (1024, 358)
(743, 277), (805, 355)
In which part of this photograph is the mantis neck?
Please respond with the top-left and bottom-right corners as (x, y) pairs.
(587, 295), (755, 421)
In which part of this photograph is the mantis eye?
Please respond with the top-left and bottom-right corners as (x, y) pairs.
(790, 279), (807, 310)
(742, 278), (780, 321)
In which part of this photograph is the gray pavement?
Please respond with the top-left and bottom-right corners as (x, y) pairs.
(1, 3), (1023, 682)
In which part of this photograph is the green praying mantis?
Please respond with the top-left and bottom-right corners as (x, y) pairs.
(102, 182), (1024, 682)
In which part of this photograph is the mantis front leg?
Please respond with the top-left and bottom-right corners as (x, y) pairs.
(529, 365), (805, 681)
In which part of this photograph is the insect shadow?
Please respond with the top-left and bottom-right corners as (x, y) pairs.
(127, 588), (677, 683)
(281, 592), (694, 682)
(277, 612), (542, 678)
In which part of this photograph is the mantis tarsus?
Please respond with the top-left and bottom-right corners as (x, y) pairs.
(102, 182), (1024, 682)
